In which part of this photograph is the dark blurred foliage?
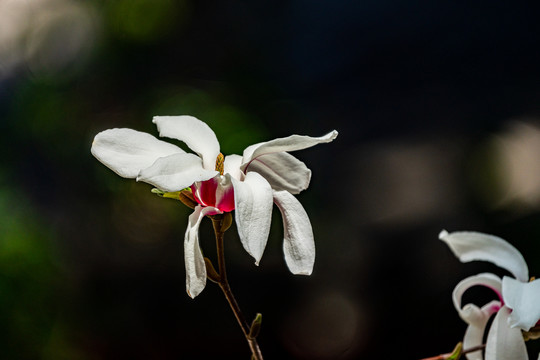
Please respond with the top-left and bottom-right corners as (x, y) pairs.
(1, 0), (540, 359)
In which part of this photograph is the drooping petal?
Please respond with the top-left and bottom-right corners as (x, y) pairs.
(91, 128), (184, 178)
(453, 273), (503, 317)
(244, 152), (312, 194)
(231, 172), (273, 265)
(224, 154), (244, 180)
(137, 153), (218, 192)
(153, 116), (220, 171)
(439, 230), (529, 282)
(451, 273), (503, 360)
(502, 277), (540, 331)
(485, 306), (529, 360)
(241, 130), (338, 170)
(462, 301), (501, 360)
(273, 190), (315, 275)
(184, 205), (221, 298)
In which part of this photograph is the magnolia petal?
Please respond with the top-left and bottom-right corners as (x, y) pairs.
(224, 154), (243, 180)
(485, 306), (528, 360)
(439, 230), (529, 282)
(137, 153), (218, 192)
(244, 152), (312, 194)
(241, 130), (338, 170)
(502, 277), (540, 331)
(215, 174), (235, 212)
(184, 205), (221, 298)
(91, 128), (184, 178)
(462, 301), (501, 360)
(153, 116), (220, 171)
(451, 273), (503, 360)
(452, 273), (503, 320)
(273, 190), (315, 275)
(231, 172), (273, 265)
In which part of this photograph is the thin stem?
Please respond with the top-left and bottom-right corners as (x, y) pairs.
(420, 344), (485, 360)
(212, 217), (264, 360)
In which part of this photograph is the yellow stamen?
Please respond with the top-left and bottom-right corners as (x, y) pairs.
(215, 153), (224, 175)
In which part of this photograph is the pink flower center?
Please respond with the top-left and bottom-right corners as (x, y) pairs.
(191, 175), (235, 213)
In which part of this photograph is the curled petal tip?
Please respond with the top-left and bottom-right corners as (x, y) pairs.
(439, 229), (449, 239)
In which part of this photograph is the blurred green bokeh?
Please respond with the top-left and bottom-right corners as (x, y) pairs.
(0, 175), (76, 359)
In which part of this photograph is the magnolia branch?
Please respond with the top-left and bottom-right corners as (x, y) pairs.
(209, 214), (264, 360)
(420, 343), (486, 360)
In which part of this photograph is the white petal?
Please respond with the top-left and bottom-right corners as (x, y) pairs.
(91, 128), (184, 178)
(137, 153), (218, 192)
(439, 230), (529, 282)
(231, 172), (273, 265)
(451, 273), (503, 360)
(153, 116), (220, 171)
(462, 301), (501, 360)
(273, 190), (315, 275)
(184, 206), (221, 298)
(245, 152), (311, 194)
(241, 130), (338, 169)
(502, 277), (540, 331)
(224, 154), (243, 180)
(452, 273), (503, 321)
(485, 306), (529, 360)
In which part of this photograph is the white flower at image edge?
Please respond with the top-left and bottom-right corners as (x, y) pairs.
(91, 115), (338, 298)
(439, 230), (540, 360)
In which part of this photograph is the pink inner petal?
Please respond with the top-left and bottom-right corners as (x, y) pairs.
(191, 175), (235, 212)
(217, 186), (235, 212)
(191, 178), (218, 207)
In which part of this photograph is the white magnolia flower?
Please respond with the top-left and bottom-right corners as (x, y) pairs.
(440, 230), (540, 360)
(92, 115), (338, 298)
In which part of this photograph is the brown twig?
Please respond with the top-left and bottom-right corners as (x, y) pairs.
(211, 215), (263, 360)
(420, 343), (485, 360)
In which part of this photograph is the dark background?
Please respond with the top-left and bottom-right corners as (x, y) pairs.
(1, 0), (540, 359)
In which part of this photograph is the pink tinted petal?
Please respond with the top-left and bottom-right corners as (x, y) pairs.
(216, 174), (235, 212)
(191, 174), (235, 212)
(485, 306), (528, 360)
(191, 176), (219, 207)
(502, 277), (540, 331)
(153, 116), (220, 171)
(439, 230), (529, 282)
